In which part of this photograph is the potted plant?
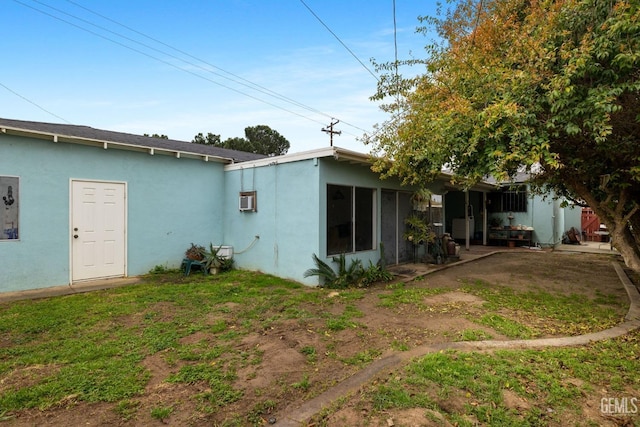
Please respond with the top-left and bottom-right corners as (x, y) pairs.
(489, 216), (503, 229)
(203, 243), (225, 274)
(410, 189), (432, 212)
(185, 243), (206, 261)
(403, 215), (436, 245)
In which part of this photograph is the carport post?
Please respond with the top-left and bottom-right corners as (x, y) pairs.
(483, 191), (487, 246)
(465, 190), (470, 251)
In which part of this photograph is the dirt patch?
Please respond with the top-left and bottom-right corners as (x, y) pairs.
(0, 364), (61, 395)
(4, 251), (635, 426)
(422, 290), (485, 305)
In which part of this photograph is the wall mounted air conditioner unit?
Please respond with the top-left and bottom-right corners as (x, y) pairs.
(239, 194), (255, 211)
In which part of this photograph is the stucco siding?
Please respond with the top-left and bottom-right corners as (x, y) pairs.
(529, 195), (558, 246)
(489, 191), (579, 247)
(223, 159), (320, 285)
(223, 156), (416, 285)
(563, 205), (582, 233)
(0, 134), (225, 292)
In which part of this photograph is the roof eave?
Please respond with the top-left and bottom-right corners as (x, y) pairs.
(224, 146), (372, 171)
(0, 125), (234, 164)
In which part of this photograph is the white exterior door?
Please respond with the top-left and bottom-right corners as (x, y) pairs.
(71, 180), (126, 282)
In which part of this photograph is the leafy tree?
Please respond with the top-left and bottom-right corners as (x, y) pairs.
(144, 133), (168, 139)
(366, 0), (640, 272)
(222, 136), (255, 153)
(243, 125), (290, 156)
(192, 132), (221, 145)
(192, 125), (290, 156)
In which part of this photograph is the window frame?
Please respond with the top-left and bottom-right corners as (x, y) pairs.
(326, 184), (376, 256)
(488, 185), (528, 213)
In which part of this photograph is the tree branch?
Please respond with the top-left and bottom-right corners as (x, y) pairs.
(623, 203), (639, 224)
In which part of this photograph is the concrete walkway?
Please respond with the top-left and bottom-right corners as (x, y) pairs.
(273, 255), (640, 427)
(0, 277), (141, 303)
(557, 240), (618, 255)
(389, 241), (619, 282)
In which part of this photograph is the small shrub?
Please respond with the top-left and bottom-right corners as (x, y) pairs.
(148, 264), (169, 274)
(303, 253), (364, 289)
(218, 256), (234, 272)
(361, 261), (394, 286)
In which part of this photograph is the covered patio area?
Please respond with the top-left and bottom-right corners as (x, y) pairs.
(389, 241), (618, 282)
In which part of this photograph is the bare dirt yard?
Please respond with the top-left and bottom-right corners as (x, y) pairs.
(3, 250), (639, 426)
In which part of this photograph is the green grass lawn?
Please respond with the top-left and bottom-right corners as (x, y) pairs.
(0, 265), (637, 426)
(0, 271), (312, 413)
(355, 334), (640, 427)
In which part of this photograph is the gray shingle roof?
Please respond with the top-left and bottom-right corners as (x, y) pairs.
(0, 118), (267, 163)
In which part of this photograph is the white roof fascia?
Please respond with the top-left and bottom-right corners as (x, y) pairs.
(0, 125), (234, 164)
(224, 146), (372, 171)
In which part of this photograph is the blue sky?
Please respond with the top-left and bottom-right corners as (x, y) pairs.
(2, 1), (437, 153)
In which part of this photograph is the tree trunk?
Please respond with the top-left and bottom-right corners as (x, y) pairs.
(610, 218), (640, 273)
(570, 180), (640, 274)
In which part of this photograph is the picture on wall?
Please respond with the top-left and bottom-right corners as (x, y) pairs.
(1, 176), (19, 240)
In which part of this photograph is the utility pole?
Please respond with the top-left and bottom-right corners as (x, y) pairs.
(321, 119), (341, 146)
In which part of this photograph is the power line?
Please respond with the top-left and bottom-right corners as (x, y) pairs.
(393, 0), (400, 108)
(0, 82), (71, 123)
(13, 0), (372, 136)
(31, 0), (328, 121)
(393, 0), (399, 71)
(58, 0), (338, 122)
(298, 0), (379, 82)
(14, 0), (330, 128)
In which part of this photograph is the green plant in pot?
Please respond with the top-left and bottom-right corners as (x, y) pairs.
(410, 188), (432, 212)
(403, 215), (435, 245)
(203, 244), (225, 274)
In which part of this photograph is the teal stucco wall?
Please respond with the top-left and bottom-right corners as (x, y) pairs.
(488, 188), (580, 247)
(0, 134), (225, 292)
(223, 156), (416, 286)
(223, 158), (321, 285)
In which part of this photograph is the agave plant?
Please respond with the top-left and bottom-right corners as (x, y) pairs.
(203, 243), (223, 272)
(203, 243), (234, 273)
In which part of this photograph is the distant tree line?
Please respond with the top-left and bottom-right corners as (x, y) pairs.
(192, 125), (290, 157)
